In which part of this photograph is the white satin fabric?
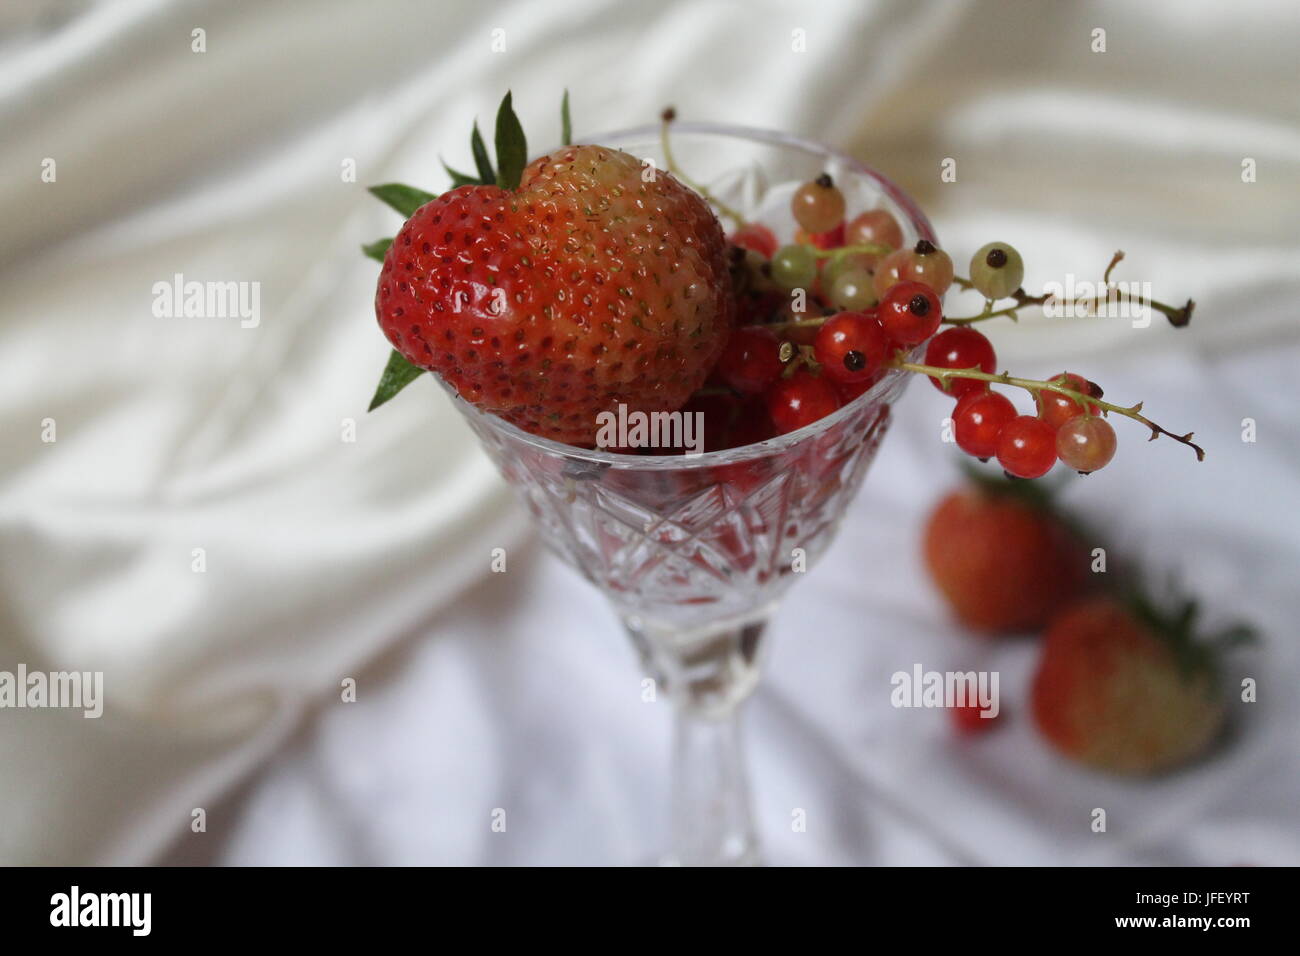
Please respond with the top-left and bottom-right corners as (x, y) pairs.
(1, 0), (1296, 866)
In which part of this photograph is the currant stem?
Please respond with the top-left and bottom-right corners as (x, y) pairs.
(767, 315), (831, 333)
(1103, 250), (1124, 285)
(944, 287), (1192, 327)
(944, 249), (1195, 328)
(943, 287), (1049, 325)
(660, 109), (747, 230)
(813, 242), (892, 262)
(888, 359), (1206, 461)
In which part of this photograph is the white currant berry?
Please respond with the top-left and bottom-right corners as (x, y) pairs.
(969, 242), (1025, 300)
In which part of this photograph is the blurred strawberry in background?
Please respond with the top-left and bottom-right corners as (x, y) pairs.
(922, 474), (1091, 635)
(924, 471), (1254, 772)
(1032, 596), (1248, 774)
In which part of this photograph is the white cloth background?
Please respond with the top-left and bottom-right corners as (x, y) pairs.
(1, 0), (1296, 866)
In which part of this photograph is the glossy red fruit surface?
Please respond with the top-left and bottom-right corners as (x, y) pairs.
(716, 326), (785, 395)
(996, 414), (1058, 478)
(872, 240), (955, 298)
(836, 372), (884, 404)
(376, 145), (733, 446)
(953, 390), (1016, 459)
(1036, 372), (1100, 429)
(766, 369), (841, 435)
(878, 280), (942, 346)
(813, 311), (890, 385)
(1056, 415), (1118, 473)
(791, 176), (846, 234)
(924, 327), (996, 397)
(844, 209), (903, 259)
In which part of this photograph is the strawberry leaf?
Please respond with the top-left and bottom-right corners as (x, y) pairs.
(361, 238), (392, 262)
(368, 184), (437, 218)
(1122, 589), (1255, 681)
(561, 89), (572, 146)
(494, 91), (528, 190)
(471, 122), (496, 185)
(368, 349), (426, 412)
(442, 160), (481, 188)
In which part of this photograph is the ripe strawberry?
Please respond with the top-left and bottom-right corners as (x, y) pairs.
(923, 481), (1089, 634)
(376, 145), (734, 445)
(1032, 596), (1234, 773)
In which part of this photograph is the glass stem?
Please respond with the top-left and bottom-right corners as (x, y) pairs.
(622, 607), (772, 866)
(669, 701), (758, 866)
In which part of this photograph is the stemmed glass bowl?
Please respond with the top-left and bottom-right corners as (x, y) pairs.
(449, 123), (936, 865)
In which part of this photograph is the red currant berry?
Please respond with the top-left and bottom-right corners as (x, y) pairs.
(924, 327), (996, 397)
(951, 701), (1000, 735)
(791, 173), (846, 234)
(716, 326), (785, 395)
(1035, 372), (1101, 429)
(953, 383), (990, 414)
(996, 415), (1058, 479)
(1056, 415), (1117, 473)
(766, 369), (841, 435)
(814, 311), (890, 385)
(795, 223), (845, 250)
(730, 222), (778, 259)
(872, 239), (955, 298)
(844, 209), (904, 259)
(953, 390), (1016, 460)
(836, 373), (884, 404)
(878, 280), (942, 346)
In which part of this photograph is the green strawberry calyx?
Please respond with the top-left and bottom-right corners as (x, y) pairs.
(1121, 588), (1256, 683)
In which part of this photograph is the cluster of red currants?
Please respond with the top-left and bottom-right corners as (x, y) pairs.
(715, 275), (945, 434)
(938, 337), (1117, 478)
(718, 174), (958, 436)
(706, 172), (1124, 477)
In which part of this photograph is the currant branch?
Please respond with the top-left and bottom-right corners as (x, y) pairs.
(887, 359), (1206, 461)
(942, 287), (1051, 325)
(1103, 249), (1124, 284)
(944, 251), (1195, 328)
(767, 314), (833, 334)
(812, 242), (893, 263)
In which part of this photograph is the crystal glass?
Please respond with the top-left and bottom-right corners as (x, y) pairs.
(448, 124), (936, 865)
